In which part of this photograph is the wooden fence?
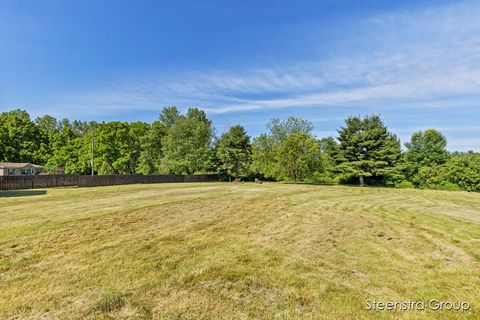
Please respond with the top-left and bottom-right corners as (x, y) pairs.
(0, 174), (218, 190)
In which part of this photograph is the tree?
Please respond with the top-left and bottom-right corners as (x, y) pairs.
(137, 107), (180, 174)
(444, 153), (480, 192)
(313, 137), (338, 183)
(215, 125), (251, 180)
(277, 132), (320, 183)
(267, 117), (314, 142)
(403, 129), (449, 185)
(35, 115), (58, 137)
(161, 108), (213, 174)
(0, 109), (44, 164)
(335, 115), (401, 186)
(159, 106), (181, 127)
(252, 117), (314, 180)
(137, 121), (165, 174)
(93, 121), (149, 174)
(45, 121), (81, 173)
(35, 115), (59, 164)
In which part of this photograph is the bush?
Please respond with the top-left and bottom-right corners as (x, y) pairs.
(444, 154), (480, 192)
(396, 181), (415, 189)
(425, 182), (461, 192)
(309, 172), (339, 184)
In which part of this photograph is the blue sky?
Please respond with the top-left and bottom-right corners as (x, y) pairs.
(1, 0), (479, 151)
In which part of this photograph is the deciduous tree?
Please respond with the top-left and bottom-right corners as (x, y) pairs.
(277, 132), (320, 183)
(161, 108), (213, 174)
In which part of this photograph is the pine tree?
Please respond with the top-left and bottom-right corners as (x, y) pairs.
(215, 125), (251, 180)
(335, 115), (401, 186)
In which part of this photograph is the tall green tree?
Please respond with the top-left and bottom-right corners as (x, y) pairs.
(277, 132), (320, 183)
(403, 129), (449, 185)
(215, 125), (251, 180)
(405, 130), (448, 162)
(267, 117), (314, 141)
(45, 121), (82, 173)
(137, 107), (180, 174)
(137, 121), (165, 174)
(252, 117), (314, 180)
(94, 121), (149, 174)
(161, 108), (213, 174)
(35, 115), (59, 164)
(335, 115), (401, 186)
(0, 109), (45, 164)
(313, 136), (339, 183)
(35, 115), (58, 137)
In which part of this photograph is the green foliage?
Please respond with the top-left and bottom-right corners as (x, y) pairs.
(136, 121), (166, 174)
(251, 117), (315, 180)
(215, 125), (252, 179)
(2, 108), (480, 193)
(404, 129), (449, 185)
(444, 153), (480, 192)
(334, 115), (402, 185)
(251, 134), (278, 179)
(416, 165), (446, 188)
(316, 137), (338, 183)
(277, 132), (320, 182)
(267, 117), (314, 141)
(395, 180), (415, 189)
(0, 109), (46, 164)
(161, 108), (213, 174)
(94, 121), (149, 174)
(45, 122), (85, 174)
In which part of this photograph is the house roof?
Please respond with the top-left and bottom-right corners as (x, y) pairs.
(0, 162), (43, 169)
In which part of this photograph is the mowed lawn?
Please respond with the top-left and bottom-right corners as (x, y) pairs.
(1, 183), (480, 319)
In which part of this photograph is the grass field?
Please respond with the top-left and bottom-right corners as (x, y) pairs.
(1, 183), (480, 319)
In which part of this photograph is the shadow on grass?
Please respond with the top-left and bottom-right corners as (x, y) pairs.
(0, 190), (47, 198)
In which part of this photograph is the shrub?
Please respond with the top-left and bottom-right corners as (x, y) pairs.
(425, 182), (461, 192)
(444, 154), (480, 192)
(396, 181), (415, 189)
(310, 172), (339, 184)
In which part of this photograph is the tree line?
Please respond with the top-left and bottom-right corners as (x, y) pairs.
(1, 108), (479, 192)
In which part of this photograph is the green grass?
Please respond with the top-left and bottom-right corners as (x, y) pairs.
(1, 182), (480, 319)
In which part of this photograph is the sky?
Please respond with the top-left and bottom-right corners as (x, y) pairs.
(1, 0), (479, 151)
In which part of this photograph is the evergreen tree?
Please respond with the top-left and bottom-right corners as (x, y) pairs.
(335, 115), (401, 186)
(215, 125), (251, 180)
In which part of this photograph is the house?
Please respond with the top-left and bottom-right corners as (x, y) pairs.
(0, 163), (44, 176)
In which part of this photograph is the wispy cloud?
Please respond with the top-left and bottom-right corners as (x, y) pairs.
(44, 1), (480, 117)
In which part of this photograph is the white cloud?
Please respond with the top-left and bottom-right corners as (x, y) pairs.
(43, 1), (480, 118)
